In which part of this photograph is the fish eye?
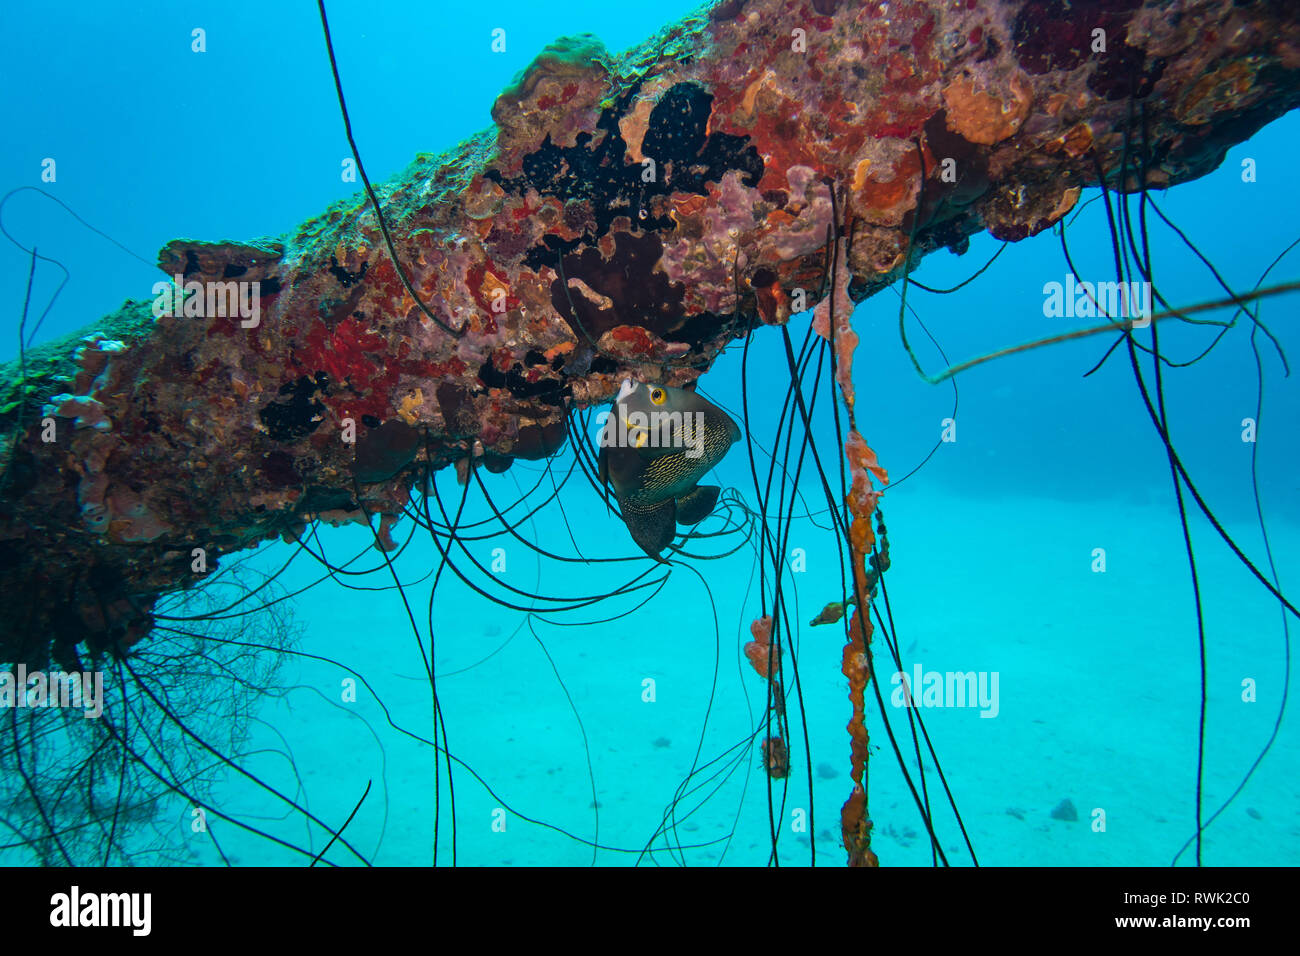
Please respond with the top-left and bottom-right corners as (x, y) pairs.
(650, 387), (666, 405)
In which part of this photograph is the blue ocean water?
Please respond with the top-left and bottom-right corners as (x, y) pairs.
(1, 1), (1297, 866)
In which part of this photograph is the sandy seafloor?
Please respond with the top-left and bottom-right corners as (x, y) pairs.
(172, 477), (1297, 867)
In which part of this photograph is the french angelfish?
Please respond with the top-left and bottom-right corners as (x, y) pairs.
(598, 378), (741, 558)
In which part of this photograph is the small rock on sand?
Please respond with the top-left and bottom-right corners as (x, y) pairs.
(1050, 798), (1078, 822)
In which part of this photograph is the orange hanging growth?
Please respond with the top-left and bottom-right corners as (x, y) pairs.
(744, 615), (778, 678)
(815, 236), (889, 867)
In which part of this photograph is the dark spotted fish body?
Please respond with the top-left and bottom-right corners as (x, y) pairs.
(598, 379), (741, 557)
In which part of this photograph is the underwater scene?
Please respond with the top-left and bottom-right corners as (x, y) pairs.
(1, 0), (1298, 871)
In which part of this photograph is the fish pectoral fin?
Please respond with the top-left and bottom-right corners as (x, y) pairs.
(622, 498), (677, 558)
(675, 484), (720, 526)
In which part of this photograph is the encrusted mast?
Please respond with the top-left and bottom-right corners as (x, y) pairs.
(1, 0), (1296, 862)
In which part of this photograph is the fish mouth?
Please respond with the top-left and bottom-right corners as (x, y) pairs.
(615, 378), (637, 403)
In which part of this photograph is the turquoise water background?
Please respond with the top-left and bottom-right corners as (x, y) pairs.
(1, 1), (1297, 866)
